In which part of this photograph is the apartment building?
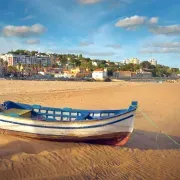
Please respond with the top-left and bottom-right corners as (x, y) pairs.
(122, 58), (140, 65)
(0, 54), (51, 66)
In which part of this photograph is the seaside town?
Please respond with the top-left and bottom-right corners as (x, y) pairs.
(0, 50), (179, 81)
(1, 0), (180, 179)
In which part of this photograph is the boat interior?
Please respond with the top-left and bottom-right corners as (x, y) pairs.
(0, 101), (137, 121)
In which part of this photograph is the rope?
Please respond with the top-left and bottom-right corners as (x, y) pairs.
(156, 132), (160, 150)
(137, 107), (180, 146)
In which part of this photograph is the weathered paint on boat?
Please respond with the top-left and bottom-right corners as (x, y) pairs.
(0, 101), (138, 146)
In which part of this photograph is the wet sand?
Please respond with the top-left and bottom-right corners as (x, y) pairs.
(0, 80), (180, 179)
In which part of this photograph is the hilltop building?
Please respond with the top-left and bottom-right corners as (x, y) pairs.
(122, 58), (140, 65)
(122, 59), (130, 64)
(149, 59), (157, 66)
(92, 61), (98, 66)
(129, 58), (140, 65)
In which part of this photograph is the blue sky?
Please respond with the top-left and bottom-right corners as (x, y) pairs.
(0, 0), (180, 67)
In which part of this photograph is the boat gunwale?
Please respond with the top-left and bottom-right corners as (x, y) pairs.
(0, 107), (136, 125)
(0, 114), (134, 129)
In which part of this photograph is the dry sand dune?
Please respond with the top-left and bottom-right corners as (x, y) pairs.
(0, 80), (180, 180)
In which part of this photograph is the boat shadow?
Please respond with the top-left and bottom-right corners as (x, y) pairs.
(125, 129), (180, 150)
(0, 128), (179, 158)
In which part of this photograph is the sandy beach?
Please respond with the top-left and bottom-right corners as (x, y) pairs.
(0, 80), (180, 180)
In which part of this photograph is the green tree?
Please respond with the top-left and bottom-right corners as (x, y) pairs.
(80, 61), (88, 69)
(99, 64), (107, 69)
(79, 54), (83, 59)
(74, 59), (81, 67)
(69, 57), (81, 67)
(171, 68), (179, 73)
(7, 66), (18, 74)
(0, 58), (4, 66)
(52, 63), (59, 68)
(154, 65), (170, 77)
(140, 61), (152, 69)
(134, 64), (140, 72)
(60, 56), (67, 65)
(107, 66), (119, 76)
(87, 61), (93, 70)
(31, 51), (38, 56)
(98, 60), (107, 68)
(120, 63), (134, 71)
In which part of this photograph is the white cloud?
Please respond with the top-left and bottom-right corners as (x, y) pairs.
(78, 0), (133, 5)
(149, 25), (180, 35)
(140, 38), (180, 54)
(66, 49), (85, 54)
(140, 48), (180, 54)
(149, 17), (159, 24)
(86, 51), (115, 56)
(0, 37), (46, 54)
(65, 49), (115, 56)
(21, 15), (35, 20)
(116, 15), (180, 36)
(115, 15), (147, 29)
(140, 41), (180, 54)
(24, 39), (40, 44)
(78, 0), (102, 4)
(79, 41), (94, 46)
(2, 24), (46, 37)
(115, 15), (159, 30)
(105, 44), (121, 49)
(146, 42), (180, 48)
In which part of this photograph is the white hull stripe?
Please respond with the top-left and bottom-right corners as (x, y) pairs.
(0, 114), (134, 129)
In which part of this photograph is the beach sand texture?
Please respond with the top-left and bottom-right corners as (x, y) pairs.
(0, 80), (180, 180)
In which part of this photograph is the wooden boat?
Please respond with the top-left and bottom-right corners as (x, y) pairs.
(0, 101), (138, 146)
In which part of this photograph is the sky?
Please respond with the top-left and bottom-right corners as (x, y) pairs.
(0, 0), (180, 67)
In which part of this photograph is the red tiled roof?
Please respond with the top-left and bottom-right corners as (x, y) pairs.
(94, 68), (104, 72)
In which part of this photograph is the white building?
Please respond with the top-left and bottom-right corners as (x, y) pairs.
(0, 54), (51, 66)
(54, 73), (64, 78)
(38, 71), (45, 76)
(54, 73), (71, 78)
(92, 68), (108, 80)
(122, 58), (140, 65)
(149, 59), (157, 66)
(122, 59), (130, 64)
(130, 58), (140, 65)
(92, 61), (98, 66)
(114, 62), (119, 66)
